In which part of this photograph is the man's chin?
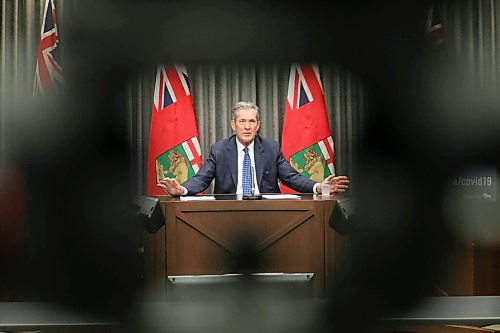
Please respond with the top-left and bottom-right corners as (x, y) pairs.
(237, 136), (254, 145)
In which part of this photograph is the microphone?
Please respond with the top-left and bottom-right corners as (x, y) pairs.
(251, 165), (255, 196)
(243, 165), (262, 200)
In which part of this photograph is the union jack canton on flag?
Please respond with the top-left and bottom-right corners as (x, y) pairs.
(34, 0), (63, 96)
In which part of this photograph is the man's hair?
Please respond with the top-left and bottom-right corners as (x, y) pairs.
(232, 101), (260, 121)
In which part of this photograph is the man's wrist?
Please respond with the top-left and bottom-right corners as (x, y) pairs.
(181, 186), (188, 196)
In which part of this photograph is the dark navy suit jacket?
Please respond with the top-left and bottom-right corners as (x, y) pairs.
(182, 134), (317, 194)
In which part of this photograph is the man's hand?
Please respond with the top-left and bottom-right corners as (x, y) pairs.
(319, 175), (350, 194)
(157, 177), (186, 196)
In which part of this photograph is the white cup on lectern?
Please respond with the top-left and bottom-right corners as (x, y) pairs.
(321, 182), (331, 197)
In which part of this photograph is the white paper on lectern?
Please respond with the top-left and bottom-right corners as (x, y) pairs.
(262, 194), (300, 200)
(180, 196), (216, 201)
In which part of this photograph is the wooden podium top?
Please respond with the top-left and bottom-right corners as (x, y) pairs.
(158, 193), (344, 202)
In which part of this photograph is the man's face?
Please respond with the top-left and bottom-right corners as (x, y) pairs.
(231, 107), (261, 146)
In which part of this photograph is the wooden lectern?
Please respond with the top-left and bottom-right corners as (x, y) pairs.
(146, 194), (349, 299)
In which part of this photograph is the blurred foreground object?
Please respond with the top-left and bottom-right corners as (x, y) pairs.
(135, 196), (165, 233)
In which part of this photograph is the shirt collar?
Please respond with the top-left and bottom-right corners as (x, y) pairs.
(236, 138), (255, 153)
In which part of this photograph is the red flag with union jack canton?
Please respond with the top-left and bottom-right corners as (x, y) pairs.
(281, 64), (335, 193)
(427, 4), (444, 45)
(147, 65), (202, 196)
(34, 0), (63, 96)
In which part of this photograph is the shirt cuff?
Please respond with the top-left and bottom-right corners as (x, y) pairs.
(313, 183), (320, 194)
(181, 186), (188, 196)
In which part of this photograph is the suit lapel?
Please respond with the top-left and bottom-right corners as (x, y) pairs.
(227, 136), (238, 191)
(254, 136), (265, 189)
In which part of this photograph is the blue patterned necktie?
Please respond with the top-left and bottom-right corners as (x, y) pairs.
(242, 147), (252, 195)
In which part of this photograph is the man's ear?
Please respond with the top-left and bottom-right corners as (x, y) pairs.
(230, 119), (236, 131)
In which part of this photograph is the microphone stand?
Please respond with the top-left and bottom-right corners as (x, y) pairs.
(243, 166), (262, 200)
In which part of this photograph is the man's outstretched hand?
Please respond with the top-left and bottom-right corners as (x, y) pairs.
(157, 177), (186, 196)
(319, 175), (350, 194)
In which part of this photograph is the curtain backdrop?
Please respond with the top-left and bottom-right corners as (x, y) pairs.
(442, 0), (500, 93)
(2, 0), (499, 195)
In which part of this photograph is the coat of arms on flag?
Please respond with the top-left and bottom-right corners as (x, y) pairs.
(147, 64), (202, 196)
(155, 137), (202, 185)
(289, 136), (335, 183)
(281, 64), (336, 193)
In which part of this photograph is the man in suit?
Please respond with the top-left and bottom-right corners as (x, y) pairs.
(159, 101), (349, 195)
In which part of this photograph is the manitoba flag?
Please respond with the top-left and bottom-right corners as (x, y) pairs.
(34, 0), (63, 96)
(427, 4), (444, 45)
(147, 65), (202, 195)
(281, 64), (335, 193)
